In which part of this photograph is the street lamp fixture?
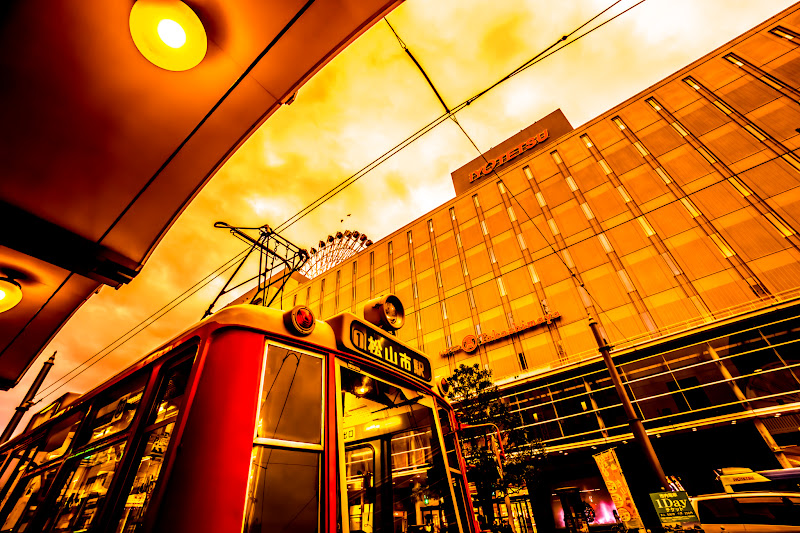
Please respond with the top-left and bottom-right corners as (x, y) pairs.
(129, 0), (207, 71)
(0, 278), (22, 313)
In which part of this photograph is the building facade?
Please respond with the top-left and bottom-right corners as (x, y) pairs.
(278, 4), (800, 530)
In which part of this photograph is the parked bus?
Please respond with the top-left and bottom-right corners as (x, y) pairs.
(0, 296), (477, 533)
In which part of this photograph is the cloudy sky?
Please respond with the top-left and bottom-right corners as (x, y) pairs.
(2, 0), (796, 434)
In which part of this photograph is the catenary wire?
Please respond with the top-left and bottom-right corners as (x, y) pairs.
(273, 0), (648, 234)
(32, 0), (653, 404)
(32, 246), (250, 403)
(382, 14), (629, 340)
(33, 144), (799, 404)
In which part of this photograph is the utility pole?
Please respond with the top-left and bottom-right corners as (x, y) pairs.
(0, 352), (56, 444)
(588, 318), (669, 489)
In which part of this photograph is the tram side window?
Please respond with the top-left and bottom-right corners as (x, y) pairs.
(244, 345), (324, 533)
(449, 474), (472, 533)
(115, 357), (195, 533)
(0, 453), (22, 503)
(438, 408), (460, 472)
(45, 441), (127, 533)
(696, 498), (739, 524)
(0, 465), (59, 532)
(25, 401), (63, 433)
(734, 495), (800, 525)
(0, 444), (40, 521)
(32, 412), (82, 466)
(242, 447), (320, 533)
(115, 424), (173, 533)
(77, 373), (147, 447)
(256, 345), (323, 444)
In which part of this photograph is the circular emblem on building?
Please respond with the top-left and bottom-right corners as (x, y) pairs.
(461, 334), (478, 353)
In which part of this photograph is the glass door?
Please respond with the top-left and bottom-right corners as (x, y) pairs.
(337, 363), (470, 533)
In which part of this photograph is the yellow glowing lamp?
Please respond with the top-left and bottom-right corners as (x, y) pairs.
(0, 278), (22, 314)
(129, 0), (207, 71)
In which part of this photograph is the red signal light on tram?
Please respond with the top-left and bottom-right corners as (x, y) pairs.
(283, 305), (316, 336)
(296, 307), (314, 329)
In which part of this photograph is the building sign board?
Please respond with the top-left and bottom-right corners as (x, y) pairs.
(718, 470), (770, 490)
(466, 129), (549, 183)
(450, 109), (574, 195)
(327, 313), (433, 382)
(593, 449), (644, 530)
(440, 312), (560, 357)
(649, 492), (699, 526)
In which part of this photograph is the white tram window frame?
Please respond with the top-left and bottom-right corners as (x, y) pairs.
(242, 341), (325, 533)
(253, 341), (325, 450)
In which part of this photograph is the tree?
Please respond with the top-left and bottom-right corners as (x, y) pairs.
(445, 363), (549, 532)
(445, 364), (515, 529)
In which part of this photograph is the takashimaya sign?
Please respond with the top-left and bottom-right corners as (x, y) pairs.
(439, 311), (560, 357)
(468, 129), (549, 183)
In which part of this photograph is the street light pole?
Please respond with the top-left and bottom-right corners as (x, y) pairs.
(588, 318), (670, 489)
(0, 352), (56, 444)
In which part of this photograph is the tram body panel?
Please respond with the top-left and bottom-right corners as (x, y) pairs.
(0, 304), (476, 533)
(153, 328), (263, 533)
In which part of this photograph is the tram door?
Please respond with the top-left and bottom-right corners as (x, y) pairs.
(340, 366), (463, 533)
(344, 423), (444, 532)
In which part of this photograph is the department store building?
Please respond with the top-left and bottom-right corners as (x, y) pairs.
(280, 4), (800, 529)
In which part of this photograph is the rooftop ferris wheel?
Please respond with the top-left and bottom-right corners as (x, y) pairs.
(299, 230), (372, 279)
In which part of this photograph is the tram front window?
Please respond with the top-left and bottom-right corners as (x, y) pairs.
(340, 367), (468, 533)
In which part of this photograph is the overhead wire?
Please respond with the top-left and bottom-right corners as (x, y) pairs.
(273, 0), (648, 234)
(383, 6), (631, 340)
(34, 143), (798, 405)
(32, 246), (250, 403)
(31, 0), (650, 404)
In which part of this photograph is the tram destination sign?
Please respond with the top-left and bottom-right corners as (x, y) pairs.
(327, 313), (433, 383)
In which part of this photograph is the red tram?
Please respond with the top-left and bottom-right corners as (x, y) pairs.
(0, 297), (478, 533)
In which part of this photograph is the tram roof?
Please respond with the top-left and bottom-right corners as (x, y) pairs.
(0, 0), (402, 390)
(15, 304), (436, 445)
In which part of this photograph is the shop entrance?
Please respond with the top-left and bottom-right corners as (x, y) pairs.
(509, 499), (536, 533)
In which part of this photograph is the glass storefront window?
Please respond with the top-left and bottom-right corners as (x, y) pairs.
(79, 374), (147, 447)
(115, 423), (175, 533)
(256, 345), (322, 444)
(47, 442), (126, 532)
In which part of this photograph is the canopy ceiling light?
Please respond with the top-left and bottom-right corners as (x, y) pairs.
(129, 0), (207, 71)
(0, 278), (22, 314)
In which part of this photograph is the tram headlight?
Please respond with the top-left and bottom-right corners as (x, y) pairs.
(363, 294), (405, 332)
(283, 305), (316, 336)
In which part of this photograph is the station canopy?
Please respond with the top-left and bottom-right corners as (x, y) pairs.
(0, 0), (401, 390)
